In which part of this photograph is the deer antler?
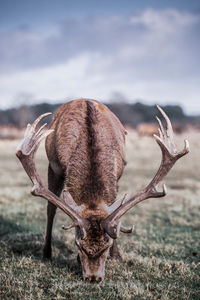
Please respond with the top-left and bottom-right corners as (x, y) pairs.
(101, 105), (189, 239)
(16, 113), (90, 239)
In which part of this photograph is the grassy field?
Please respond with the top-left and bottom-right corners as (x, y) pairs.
(0, 130), (200, 299)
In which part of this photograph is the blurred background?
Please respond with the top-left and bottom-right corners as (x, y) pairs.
(0, 0), (200, 135)
(1, 2), (200, 298)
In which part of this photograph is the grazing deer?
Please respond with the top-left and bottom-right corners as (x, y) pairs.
(16, 99), (189, 282)
(137, 123), (158, 137)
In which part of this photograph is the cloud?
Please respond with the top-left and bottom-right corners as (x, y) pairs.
(130, 8), (199, 31)
(0, 8), (200, 114)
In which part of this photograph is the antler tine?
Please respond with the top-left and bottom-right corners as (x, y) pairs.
(62, 189), (78, 209)
(17, 113), (53, 156)
(61, 221), (87, 239)
(183, 139), (190, 154)
(24, 113), (51, 137)
(62, 222), (78, 230)
(101, 106), (189, 239)
(62, 222), (87, 239)
(31, 112), (52, 134)
(104, 193), (127, 214)
(120, 225), (134, 234)
(155, 116), (165, 140)
(33, 129), (54, 155)
(156, 105), (175, 149)
(35, 122), (48, 137)
(24, 123), (32, 136)
(176, 139), (189, 158)
(62, 189), (85, 215)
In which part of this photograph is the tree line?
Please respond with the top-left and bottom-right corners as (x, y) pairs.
(0, 101), (198, 128)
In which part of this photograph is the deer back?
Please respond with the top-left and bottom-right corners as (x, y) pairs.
(45, 99), (127, 210)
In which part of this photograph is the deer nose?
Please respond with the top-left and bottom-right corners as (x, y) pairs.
(84, 275), (103, 283)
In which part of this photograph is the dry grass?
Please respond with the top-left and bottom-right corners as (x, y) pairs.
(0, 130), (200, 299)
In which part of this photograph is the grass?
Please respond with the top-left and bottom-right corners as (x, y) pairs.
(0, 131), (200, 299)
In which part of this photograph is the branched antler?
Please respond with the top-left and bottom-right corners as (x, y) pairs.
(16, 113), (90, 239)
(101, 105), (189, 239)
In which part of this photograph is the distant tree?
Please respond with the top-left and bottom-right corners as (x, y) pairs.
(0, 100), (196, 128)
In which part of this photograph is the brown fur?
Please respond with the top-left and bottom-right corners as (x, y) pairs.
(46, 99), (126, 210)
(44, 99), (126, 280)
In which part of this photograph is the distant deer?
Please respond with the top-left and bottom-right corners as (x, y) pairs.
(16, 99), (189, 282)
(137, 123), (158, 137)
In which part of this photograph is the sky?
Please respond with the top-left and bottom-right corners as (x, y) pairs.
(0, 0), (200, 114)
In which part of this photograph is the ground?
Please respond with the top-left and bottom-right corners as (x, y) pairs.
(0, 130), (199, 299)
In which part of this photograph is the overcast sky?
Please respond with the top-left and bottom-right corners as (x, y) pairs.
(0, 0), (200, 114)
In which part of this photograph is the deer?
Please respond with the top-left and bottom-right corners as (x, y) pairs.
(16, 99), (189, 282)
(137, 123), (158, 137)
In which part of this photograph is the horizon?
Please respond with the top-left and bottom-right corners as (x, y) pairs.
(0, 97), (198, 118)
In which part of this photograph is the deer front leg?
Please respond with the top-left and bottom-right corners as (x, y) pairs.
(43, 165), (64, 259)
(43, 202), (57, 259)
